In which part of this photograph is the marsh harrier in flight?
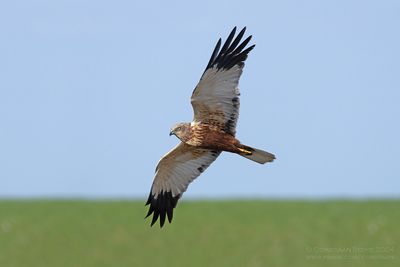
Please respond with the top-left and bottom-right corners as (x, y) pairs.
(146, 27), (275, 227)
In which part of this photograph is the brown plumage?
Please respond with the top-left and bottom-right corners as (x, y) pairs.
(172, 122), (249, 154)
(146, 27), (275, 227)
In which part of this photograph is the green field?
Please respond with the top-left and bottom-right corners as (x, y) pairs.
(0, 200), (398, 267)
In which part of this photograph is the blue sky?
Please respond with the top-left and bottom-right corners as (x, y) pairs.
(1, 0), (399, 198)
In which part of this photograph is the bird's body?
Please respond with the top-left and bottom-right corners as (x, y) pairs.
(146, 27), (275, 227)
(172, 122), (245, 154)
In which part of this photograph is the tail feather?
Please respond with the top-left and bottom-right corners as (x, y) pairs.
(239, 145), (275, 164)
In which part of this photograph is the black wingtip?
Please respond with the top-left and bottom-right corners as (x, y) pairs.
(204, 27), (254, 72)
(145, 191), (180, 228)
(205, 38), (222, 71)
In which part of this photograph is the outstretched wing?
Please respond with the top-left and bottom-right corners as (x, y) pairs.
(191, 27), (255, 136)
(146, 143), (221, 227)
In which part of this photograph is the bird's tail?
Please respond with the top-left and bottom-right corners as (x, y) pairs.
(237, 145), (275, 164)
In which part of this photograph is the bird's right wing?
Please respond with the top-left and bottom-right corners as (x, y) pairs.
(146, 143), (221, 227)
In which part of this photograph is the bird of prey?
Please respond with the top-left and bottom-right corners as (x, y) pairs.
(146, 27), (275, 227)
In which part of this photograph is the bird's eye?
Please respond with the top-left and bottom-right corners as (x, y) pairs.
(176, 127), (181, 131)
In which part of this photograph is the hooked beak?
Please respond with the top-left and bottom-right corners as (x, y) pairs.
(169, 131), (174, 136)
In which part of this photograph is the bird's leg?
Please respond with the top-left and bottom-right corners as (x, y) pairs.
(238, 147), (252, 155)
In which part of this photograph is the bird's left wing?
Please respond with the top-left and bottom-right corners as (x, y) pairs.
(146, 142), (221, 227)
(191, 27), (255, 136)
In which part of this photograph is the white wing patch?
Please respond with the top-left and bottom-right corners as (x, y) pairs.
(152, 143), (220, 197)
(191, 65), (242, 135)
(146, 143), (220, 227)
